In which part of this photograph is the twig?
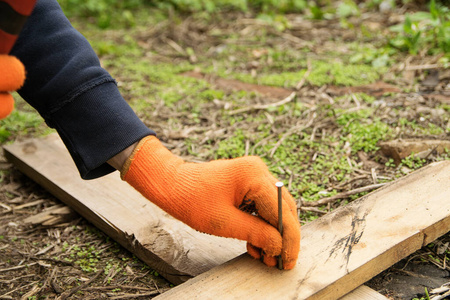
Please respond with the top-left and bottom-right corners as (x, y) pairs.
(228, 92), (296, 115)
(269, 113), (316, 157)
(296, 59), (312, 90)
(19, 267), (58, 300)
(13, 199), (45, 210)
(0, 281), (39, 298)
(302, 183), (387, 207)
(0, 202), (12, 212)
(0, 262), (37, 273)
(85, 285), (157, 291)
(300, 207), (327, 214)
(29, 256), (74, 266)
(405, 64), (439, 71)
(108, 290), (166, 299)
(20, 284), (40, 300)
(57, 269), (103, 300)
(250, 133), (276, 155)
(162, 37), (186, 56)
(431, 289), (450, 300)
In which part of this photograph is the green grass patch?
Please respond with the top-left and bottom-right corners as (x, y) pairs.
(0, 98), (50, 144)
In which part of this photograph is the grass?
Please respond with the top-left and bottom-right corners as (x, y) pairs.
(0, 96), (51, 144)
(3, 0), (448, 222)
(1, 3), (449, 299)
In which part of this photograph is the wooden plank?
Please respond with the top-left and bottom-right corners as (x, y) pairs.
(3, 134), (246, 284)
(154, 160), (450, 300)
(340, 286), (388, 300)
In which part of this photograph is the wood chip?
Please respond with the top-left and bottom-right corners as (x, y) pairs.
(379, 139), (450, 164)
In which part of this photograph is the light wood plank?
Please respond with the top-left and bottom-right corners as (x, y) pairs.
(3, 134), (246, 284)
(340, 286), (388, 300)
(5, 135), (450, 298)
(154, 160), (450, 299)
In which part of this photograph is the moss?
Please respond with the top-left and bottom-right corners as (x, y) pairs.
(308, 60), (380, 86)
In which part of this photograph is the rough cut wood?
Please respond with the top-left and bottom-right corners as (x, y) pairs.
(340, 285), (388, 300)
(155, 160), (450, 300)
(5, 135), (450, 299)
(379, 139), (450, 164)
(3, 134), (246, 284)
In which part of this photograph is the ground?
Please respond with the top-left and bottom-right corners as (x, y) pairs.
(0, 1), (449, 299)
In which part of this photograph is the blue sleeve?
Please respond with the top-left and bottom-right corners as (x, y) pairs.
(10, 0), (155, 179)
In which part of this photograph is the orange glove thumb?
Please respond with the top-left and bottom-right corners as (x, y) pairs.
(121, 136), (301, 269)
(0, 55), (26, 119)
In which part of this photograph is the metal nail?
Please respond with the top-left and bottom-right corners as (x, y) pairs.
(276, 181), (283, 270)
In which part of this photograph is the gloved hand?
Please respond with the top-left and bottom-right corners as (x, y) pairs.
(121, 136), (301, 269)
(0, 55), (25, 119)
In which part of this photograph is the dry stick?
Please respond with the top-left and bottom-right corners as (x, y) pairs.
(13, 199), (46, 210)
(20, 284), (40, 300)
(108, 290), (164, 300)
(250, 133), (276, 155)
(301, 183), (387, 207)
(405, 64), (440, 70)
(228, 91), (296, 115)
(85, 285), (158, 291)
(432, 290), (450, 300)
(269, 114), (316, 158)
(0, 281), (39, 298)
(20, 266), (59, 300)
(0, 262), (37, 273)
(56, 269), (103, 300)
(296, 58), (312, 91)
(300, 207), (327, 214)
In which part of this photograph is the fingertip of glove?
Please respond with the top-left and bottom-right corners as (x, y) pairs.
(0, 93), (14, 119)
(246, 243), (262, 259)
(283, 260), (297, 270)
(262, 255), (277, 267)
(0, 55), (25, 91)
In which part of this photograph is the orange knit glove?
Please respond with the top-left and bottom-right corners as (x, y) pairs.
(0, 55), (25, 119)
(122, 136), (301, 269)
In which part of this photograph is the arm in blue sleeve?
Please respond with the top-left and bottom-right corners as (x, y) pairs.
(10, 0), (155, 179)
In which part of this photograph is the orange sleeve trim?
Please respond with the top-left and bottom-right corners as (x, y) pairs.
(1, 0), (36, 16)
(0, 29), (16, 54)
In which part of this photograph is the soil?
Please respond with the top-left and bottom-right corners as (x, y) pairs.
(1, 2), (449, 299)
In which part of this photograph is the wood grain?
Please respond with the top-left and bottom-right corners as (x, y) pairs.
(154, 160), (450, 299)
(340, 285), (388, 300)
(3, 134), (246, 284)
(5, 135), (450, 299)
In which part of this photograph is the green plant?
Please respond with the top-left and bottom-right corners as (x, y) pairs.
(336, 0), (359, 19)
(69, 244), (100, 272)
(388, 0), (449, 55)
(401, 154), (426, 170)
(385, 158), (395, 168)
(0, 109), (44, 143)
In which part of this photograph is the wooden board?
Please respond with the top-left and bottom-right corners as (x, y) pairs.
(340, 285), (388, 300)
(4, 135), (450, 299)
(154, 160), (450, 300)
(3, 134), (246, 284)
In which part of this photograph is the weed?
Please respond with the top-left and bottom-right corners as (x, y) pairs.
(69, 244), (100, 272)
(388, 0), (449, 55)
(401, 155), (426, 170)
(0, 106), (45, 144)
(214, 129), (247, 159)
(336, 0), (360, 19)
(385, 158), (395, 168)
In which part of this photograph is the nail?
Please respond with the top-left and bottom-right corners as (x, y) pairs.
(276, 181), (283, 270)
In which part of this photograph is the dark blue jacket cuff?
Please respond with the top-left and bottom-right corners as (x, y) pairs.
(49, 81), (155, 179)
